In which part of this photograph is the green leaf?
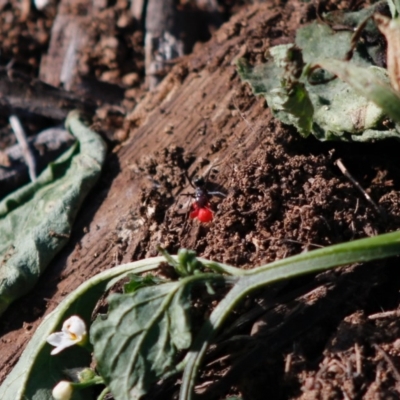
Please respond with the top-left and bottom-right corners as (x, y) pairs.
(237, 6), (400, 141)
(157, 247), (206, 277)
(387, 0), (400, 18)
(0, 111), (107, 316)
(316, 60), (400, 126)
(91, 274), (224, 400)
(237, 46), (314, 138)
(276, 81), (314, 138)
(124, 273), (165, 294)
(0, 258), (167, 400)
(295, 22), (360, 64)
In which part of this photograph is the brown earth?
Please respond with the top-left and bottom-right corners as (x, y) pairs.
(2, 0), (400, 399)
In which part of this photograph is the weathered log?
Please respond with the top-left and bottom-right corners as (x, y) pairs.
(0, 68), (95, 120)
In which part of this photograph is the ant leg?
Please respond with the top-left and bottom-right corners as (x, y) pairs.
(203, 159), (223, 181)
(184, 169), (196, 189)
(185, 159), (222, 193)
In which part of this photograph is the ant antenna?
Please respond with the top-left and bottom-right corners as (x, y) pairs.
(184, 158), (222, 188)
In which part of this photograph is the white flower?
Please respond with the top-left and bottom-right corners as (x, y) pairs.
(52, 380), (73, 400)
(47, 316), (87, 355)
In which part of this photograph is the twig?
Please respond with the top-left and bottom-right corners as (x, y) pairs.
(232, 97), (257, 137)
(131, 0), (145, 21)
(282, 238), (323, 249)
(368, 309), (400, 320)
(335, 159), (384, 217)
(374, 344), (400, 384)
(9, 115), (37, 182)
(284, 352), (292, 373)
(354, 342), (362, 375)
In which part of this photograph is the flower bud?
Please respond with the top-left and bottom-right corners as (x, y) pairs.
(52, 380), (73, 400)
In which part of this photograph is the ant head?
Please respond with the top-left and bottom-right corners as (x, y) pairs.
(193, 177), (205, 188)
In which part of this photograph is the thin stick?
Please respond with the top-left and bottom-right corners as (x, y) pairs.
(232, 97), (257, 137)
(9, 115), (37, 181)
(374, 344), (400, 384)
(284, 352), (292, 373)
(335, 159), (383, 217)
(282, 238), (324, 249)
(368, 309), (400, 320)
(354, 343), (362, 375)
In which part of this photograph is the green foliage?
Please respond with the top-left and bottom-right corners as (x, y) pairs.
(91, 281), (192, 400)
(158, 247), (205, 276)
(237, 5), (400, 141)
(123, 273), (165, 294)
(387, 0), (400, 17)
(0, 258), (167, 400)
(5, 231), (400, 400)
(0, 111), (107, 316)
(91, 249), (234, 400)
(179, 230), (400, 400)
(316, 60), (400, 127)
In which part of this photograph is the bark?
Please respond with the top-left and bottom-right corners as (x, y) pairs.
(0, 68), (95, 120)
(145, 0), (184, 89)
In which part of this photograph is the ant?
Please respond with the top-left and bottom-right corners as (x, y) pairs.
(183, 167), (225, 223)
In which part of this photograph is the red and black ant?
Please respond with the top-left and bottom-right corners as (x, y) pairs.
(183, 167), (225, 223)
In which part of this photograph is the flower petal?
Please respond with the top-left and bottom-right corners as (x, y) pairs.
(47, 316), (88, 355)
(62, 315), (87, 338)
(47, 333), (75, 355)
(47, 332), (73, 347)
